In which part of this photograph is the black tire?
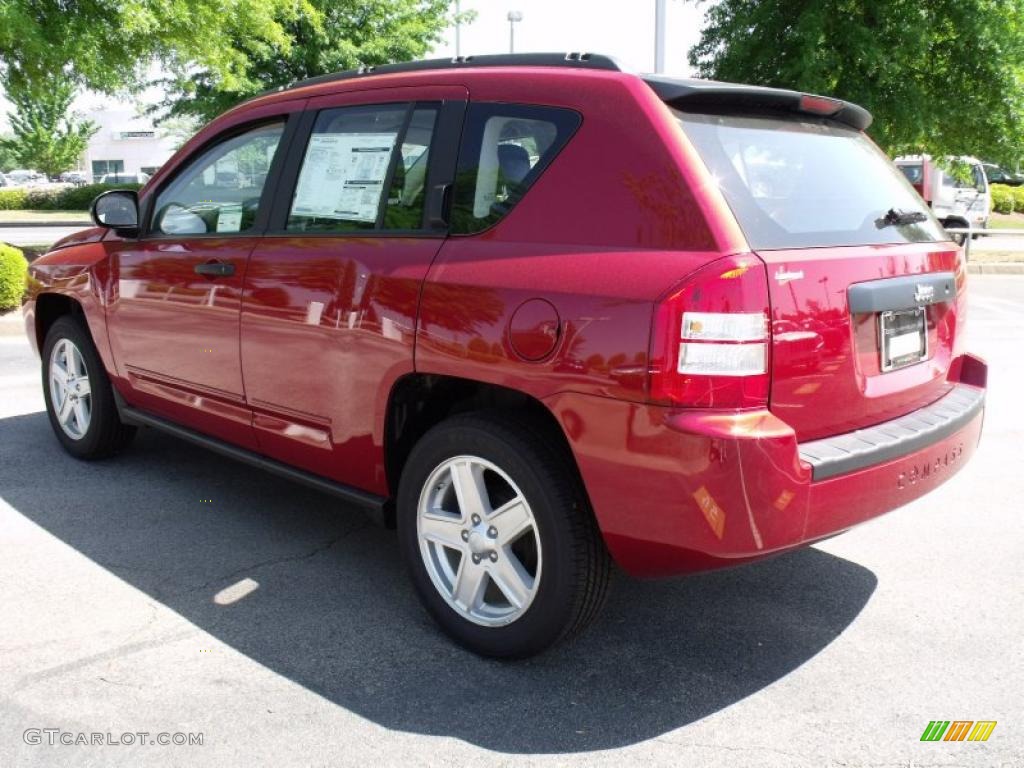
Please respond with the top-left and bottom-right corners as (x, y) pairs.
(397, 412), (611, 658)
(944, 221), (967, 246)
(41, 315), (136, 459)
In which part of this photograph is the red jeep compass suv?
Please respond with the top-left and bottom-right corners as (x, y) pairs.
(23, 54), (987, 658)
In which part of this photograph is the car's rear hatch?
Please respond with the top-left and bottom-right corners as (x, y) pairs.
(660, 81), (963, 441)
(756, 243), (961, 440)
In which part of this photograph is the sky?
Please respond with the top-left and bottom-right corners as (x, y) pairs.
(0, 0), (707, 132)
(433, 0), (705, 75)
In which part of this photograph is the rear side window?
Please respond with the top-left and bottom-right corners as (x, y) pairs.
(678, 112), (947, 249)
(287, 104), (438, 233)
(451, 103), (580, 235)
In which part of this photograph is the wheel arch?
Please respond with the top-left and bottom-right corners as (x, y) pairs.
(383, 374), (590, 527)
(35, 292), (85, 354)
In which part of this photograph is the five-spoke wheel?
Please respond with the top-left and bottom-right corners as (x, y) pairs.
(418, 455), (541, 626)
(48, 338), (93, 440)
(42, 316), (135, 458)
(398, 414), (610, 658)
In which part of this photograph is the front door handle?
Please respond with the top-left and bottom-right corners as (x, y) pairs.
(194, 261), (235, 278)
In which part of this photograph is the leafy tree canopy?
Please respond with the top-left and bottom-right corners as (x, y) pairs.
(0, 135), (18, 172)
(689, 0), (1024, 164)
(155, 0), (454, 122)
(0, 0), (311, 94)
(0, 76), (97, 176)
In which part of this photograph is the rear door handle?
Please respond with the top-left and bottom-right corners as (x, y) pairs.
(194, 261), (235, 278)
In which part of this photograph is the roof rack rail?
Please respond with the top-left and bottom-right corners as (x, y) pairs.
(287, 52), (621, 91)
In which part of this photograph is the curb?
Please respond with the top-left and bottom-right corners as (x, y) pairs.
(967, 262), (1024, 274)
(0, 221), (91, 228)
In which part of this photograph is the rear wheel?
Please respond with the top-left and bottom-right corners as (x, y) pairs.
(397, 413), (610, 658)
(41, 316), (136, 459)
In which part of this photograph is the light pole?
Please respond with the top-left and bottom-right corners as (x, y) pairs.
(654, 0), (666, 73)
(455, 0), (461, 58)
(507, 10), (523, 54)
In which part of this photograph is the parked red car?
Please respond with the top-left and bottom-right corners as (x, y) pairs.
(23, 54), (987, 658)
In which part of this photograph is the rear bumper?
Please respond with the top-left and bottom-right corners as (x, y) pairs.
(546, 353), (987, 578)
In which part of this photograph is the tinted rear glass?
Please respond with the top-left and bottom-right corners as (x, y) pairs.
(677, 112), (946, 249)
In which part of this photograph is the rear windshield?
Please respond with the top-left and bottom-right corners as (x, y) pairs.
(676, 112), (946, 250)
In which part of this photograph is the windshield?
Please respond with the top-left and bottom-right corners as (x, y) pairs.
(898, 164), (923, 184)
(676, 112), (947, 249)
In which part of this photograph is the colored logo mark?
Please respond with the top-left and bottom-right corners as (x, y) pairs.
(920, 720), (997, 742)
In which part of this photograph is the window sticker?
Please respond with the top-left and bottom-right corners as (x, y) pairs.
(216, 204), (243, 233)
(292, 132), (397, 222)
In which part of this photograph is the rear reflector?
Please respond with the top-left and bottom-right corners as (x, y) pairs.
(649, 254), (771, 408)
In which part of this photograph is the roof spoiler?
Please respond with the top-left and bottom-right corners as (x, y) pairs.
(644, 76), (872, 131)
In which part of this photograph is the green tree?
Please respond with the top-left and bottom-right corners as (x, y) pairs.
(0, 78), (98, 177)
(0, 136), (18, 172)
(0, 0), (312, 95)
(155, 0), (455, 122)
(688, 0), (1024, 164)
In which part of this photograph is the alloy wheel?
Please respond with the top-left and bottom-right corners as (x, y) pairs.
(416, 455), (542, 627)
(48, 338), (92, 440)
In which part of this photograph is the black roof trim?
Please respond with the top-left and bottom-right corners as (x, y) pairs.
(288, 52), (622, 91)
(644, 76), (873, 131)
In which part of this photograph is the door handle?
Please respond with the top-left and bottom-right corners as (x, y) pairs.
(194, 261), (235, 278)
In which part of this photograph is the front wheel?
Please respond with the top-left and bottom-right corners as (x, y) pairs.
(397, 414), (610, 658)
(41, 316), (136, 459)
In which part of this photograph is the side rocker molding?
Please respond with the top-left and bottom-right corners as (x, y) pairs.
(112, 391), (389, 526)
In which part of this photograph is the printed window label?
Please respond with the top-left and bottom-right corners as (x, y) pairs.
(216, 204), (243, 233)
(292, 133), (397, 222)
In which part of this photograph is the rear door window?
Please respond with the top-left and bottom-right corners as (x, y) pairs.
(677, 112), (947, 249)
(450, 103), (580, 235)
(286, 104), (438, 233)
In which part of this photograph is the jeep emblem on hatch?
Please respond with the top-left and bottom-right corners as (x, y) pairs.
(914, 284), (935, 303)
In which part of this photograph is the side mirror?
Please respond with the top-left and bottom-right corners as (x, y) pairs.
(91, 190), (140, 235)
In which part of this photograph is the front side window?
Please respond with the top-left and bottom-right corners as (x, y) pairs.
(151, 122), (284, 236)
(678, 112), (946, 249)
(450, 103), (580, 235)
(287, 104), (438, 233)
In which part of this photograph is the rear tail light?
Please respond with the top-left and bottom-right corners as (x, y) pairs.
(649, 254), (771, 408)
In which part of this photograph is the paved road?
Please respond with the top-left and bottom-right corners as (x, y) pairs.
(973, 233), (1024, 251)
(1, 278), (1022, 767)
(0, 225), (90, 247)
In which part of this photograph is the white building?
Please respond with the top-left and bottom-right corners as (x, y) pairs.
(81, 107), (179, 182)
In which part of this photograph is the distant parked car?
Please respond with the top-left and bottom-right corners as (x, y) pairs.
(60, 171), (90, 186)
(0, 172), (8, 187)
(982, 162), (1023, 187)
(99, 172), (150, 185)
(5, 169), (43, 185)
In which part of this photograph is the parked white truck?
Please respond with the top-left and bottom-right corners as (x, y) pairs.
(895, 155), (989, 244)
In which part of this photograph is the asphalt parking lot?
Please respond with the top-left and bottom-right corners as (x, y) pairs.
(1, 276), (1021, 767)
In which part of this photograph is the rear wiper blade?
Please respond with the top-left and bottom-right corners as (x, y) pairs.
(876, 208), (928, 228)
